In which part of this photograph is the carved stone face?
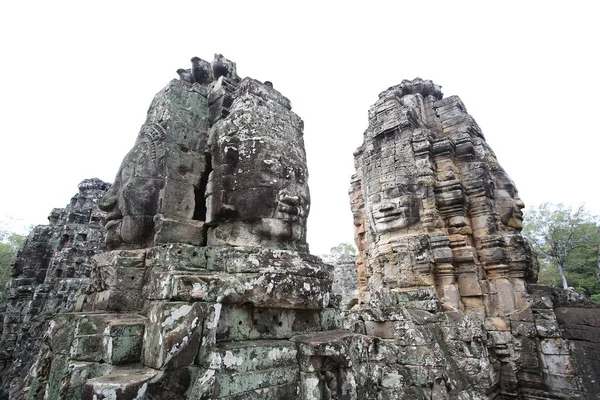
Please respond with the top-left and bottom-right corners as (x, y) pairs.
(207, 132), (310, 244)
(99, 134), (163, 249)
(494, 172), (524, 229)
(369, 184), (420, 233)
(255, 160), (310, 242)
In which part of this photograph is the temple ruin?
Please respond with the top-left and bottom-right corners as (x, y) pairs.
(1, 56), (599, 399)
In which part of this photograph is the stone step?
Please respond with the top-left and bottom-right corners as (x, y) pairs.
(82, 367), (157, 400)
(213, 365), (299, 398)
(210, 340), (297, 373)
(51, 313), (146, 365)
(219, 382), (298, 400)
(190, 340), (301, 399)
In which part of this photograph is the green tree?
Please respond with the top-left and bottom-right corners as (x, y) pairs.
(323, 242), (357, 264)
(523, 204), (600, 297)
(0, 218), (28, 300)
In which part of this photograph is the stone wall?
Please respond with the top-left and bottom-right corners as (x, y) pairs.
(0, 178), (109, 398)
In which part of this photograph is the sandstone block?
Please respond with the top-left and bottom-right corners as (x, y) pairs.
(82, 368), (157, 400)
(144, 367), (199, 400)
(213, 366), (298, 398)
(210, 340), (297, 373)
(146, 243), (207, 270)
(154, 215), (205, 246)
(216, 304), (321, 342)
(141, 301), (206, 370)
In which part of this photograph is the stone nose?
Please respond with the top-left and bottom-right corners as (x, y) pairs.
(515, 197), (525, 209)
(98, 192), (118, 212)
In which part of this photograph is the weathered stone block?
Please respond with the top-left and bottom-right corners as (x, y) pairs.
(105, 319), (146, 365)
(57, 361), (114, 400)
(543, 372), (583, 392)
(457, 274), (482, 296)
(143, 271), (172, 300)
(535, 312), (562, 338)
(188, 368), (217, 400)
(381, 372), (406, 389)
(298, 372), (321, 400)
(44, 354), (71, 400)
(511, 320), (536, 337)
(70, 334), (104, 361)
(82, 368), (157, 400)
(542, 354), (576, 375)
(163, 141), (207, 185)
(213, 366), (298, 398)
(398, 343), (441, 367)
(153, 215), (205, 246)
(540, 338), (571, 355)
(216, 304), (321, 342)
(146, 244), (207, 271)
(169, 274), (212, 301)
(92, 289), (144, 312)
(66, 314), (146, 364)
(293, 330), (374, 373)
(144, 367), (199, 400)
(112, 266), (146, 291)
(141, 301), (206, 370)
(47, 313), (78, 355)
(220, 272), (332, 309)
(320, 308), (344, 331)
(364, 321), (398, 339)
(159, 179), (196, 219)
(210, 340), (297, 373)
(220, 382), (299, 400)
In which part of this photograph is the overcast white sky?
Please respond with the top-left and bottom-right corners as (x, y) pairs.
(1, 1), (598, 255)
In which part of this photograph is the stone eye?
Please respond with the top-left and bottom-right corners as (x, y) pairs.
(295, 168), (306, 183)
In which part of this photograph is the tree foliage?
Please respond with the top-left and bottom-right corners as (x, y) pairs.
(0, 217), (29, 300)
(322, 242), (357, 264)
(523, 203), (600, 298)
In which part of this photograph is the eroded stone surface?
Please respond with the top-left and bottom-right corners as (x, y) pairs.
(7, 55), (329, 400)
(0, 178), (109, 398)
(98, 79), (211, 250)
(4, 64), (599, 400)
(348, 78), (591, 399)
(206, 77), (309, 251)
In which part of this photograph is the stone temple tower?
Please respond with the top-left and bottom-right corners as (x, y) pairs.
(349, 78), (596, 399)
(5, 64), (600, 399)
(17, 55), (336, 400)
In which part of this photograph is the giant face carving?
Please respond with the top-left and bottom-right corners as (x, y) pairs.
(369, 183), (420, 234)
(207, 129), (310, 245)
(99, 127), (164, 249)
(206, 80), (310, 247)
(254, 157), (310, 242)
(494, 171), (524, 229)
(98, 77), (211, 249)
